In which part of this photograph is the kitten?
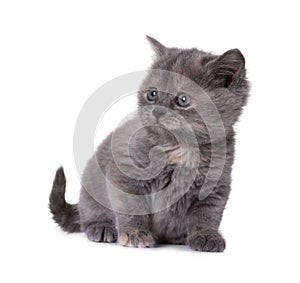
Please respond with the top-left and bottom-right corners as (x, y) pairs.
(49, 36), (249, 252)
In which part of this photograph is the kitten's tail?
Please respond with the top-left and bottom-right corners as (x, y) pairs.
(49, 167), (81, 233)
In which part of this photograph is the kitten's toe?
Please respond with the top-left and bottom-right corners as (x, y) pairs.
(188, 232), (225, 252)
(85, 223), (117, 243)
(118, 230), (155, 248)
(103, 226), (117, 243)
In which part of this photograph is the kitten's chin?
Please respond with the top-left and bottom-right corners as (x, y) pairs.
(146, 124), (176, 141)
(158, 119), (181, 131)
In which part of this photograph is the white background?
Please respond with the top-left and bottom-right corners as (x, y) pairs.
(1, 0), (299, 282)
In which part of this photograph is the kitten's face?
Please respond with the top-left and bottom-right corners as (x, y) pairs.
(137, 36), (249, 143)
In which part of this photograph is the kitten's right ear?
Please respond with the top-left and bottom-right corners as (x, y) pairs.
(146, 35), (168, 56)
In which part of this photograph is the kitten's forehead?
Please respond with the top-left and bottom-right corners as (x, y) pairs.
(148, 49), (217, 96)
(138, 48), (218, 103)
(153, 49), (213, 78)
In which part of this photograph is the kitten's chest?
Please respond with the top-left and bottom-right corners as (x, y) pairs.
(165, 143), (204, 168)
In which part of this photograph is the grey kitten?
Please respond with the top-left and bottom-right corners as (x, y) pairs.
(49, 36), (249, 252)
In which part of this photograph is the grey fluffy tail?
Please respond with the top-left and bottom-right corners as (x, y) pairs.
(49, 167), (81, 233)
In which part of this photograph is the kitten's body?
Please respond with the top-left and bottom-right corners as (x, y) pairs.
(50, 37), (249, 252)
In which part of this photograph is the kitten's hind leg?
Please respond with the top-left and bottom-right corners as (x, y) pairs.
(79, 187), (117, 243)
(84, 222), (117, 243)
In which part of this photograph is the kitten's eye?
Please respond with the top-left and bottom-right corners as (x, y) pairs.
(176, 94), (191, 107)
(146, 89), (159, 102)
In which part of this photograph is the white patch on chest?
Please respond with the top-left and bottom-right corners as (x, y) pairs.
(163, 144), (205, 168)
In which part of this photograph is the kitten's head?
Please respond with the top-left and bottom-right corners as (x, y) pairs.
(138, 36), (250, 144)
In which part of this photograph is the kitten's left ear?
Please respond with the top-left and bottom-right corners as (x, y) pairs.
(210, 49), (246, 88)
(146, 35), (168, 56)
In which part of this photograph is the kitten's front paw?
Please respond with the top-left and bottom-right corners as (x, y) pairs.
(188, 232), (226, 252)
(118, 230), (155, 248)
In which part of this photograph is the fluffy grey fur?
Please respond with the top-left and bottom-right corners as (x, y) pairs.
(49, 36), (249, 252)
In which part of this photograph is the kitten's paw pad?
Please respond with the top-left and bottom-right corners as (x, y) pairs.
(118, 230), (155, 248)
(86, 223), (117, 243)
(188, 232), (225, 252)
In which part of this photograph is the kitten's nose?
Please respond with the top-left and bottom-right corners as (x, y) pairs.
(152, 107), (166, 119)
